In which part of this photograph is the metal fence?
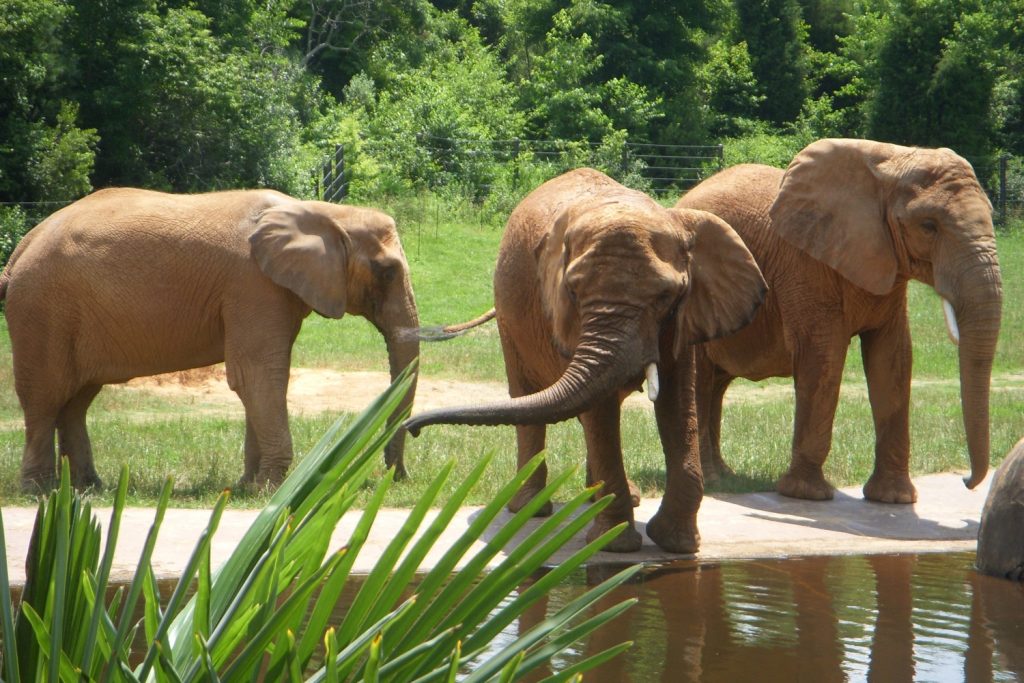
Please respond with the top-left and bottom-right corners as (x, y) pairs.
(318, 137), (1024, 226)
(316, 136), (725, 203)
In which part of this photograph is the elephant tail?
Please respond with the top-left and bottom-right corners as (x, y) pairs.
(415, 308), (496, 342)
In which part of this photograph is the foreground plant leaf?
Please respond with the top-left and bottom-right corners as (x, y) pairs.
(0, 365), (636, 681)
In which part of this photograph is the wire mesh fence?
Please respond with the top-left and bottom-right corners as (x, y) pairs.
(317, 136), (1024, 225)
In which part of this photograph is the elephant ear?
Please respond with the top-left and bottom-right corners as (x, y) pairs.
(249, 201), (350, 318)
(769, 138), (906, 296)
(672, 209), (767, 353)
(535, 206), (580, 347)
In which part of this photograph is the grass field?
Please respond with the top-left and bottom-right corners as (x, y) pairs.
(0, 196), (1021, 509)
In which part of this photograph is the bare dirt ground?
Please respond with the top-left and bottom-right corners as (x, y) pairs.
(120, 365), (1024, 418)
(121, 364), (797, 416)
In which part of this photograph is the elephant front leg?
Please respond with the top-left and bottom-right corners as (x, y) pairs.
(779, 338), (848, 500)
(647, 346), (702, 554)
(860, 322), (917, 503)
(579, 397), (642, 553)
(509, 422), (552, 516)
(227, 355), (295, 491)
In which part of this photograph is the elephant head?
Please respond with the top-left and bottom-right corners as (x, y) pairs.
(249, 201), (419, 476)
(406, 190), (766, 432)
(769, 138), (1002, 489)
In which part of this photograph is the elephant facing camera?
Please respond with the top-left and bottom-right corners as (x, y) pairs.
(405, 168), (767, 554)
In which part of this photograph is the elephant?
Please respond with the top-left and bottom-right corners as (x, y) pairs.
(976, 437), (1024, 581)
(0, 187), (419, 491)
(675, 138), (1003, 503)
(405, 168), (767, 553)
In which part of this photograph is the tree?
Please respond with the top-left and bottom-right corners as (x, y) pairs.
(734, 0), (810, 126)
(0, 0), (96, 202)
(866, 0), (999, 156)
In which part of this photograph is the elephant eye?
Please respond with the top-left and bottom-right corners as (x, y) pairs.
(372, 259), (398, 283)
(921, 218), (938, 233)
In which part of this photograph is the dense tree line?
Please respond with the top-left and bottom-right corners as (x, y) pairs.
(2, 0), (1023, 208)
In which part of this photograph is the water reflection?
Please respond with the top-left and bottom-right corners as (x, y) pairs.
(522, 553), (1024, 682)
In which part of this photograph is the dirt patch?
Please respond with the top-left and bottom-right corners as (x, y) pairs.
(120, 366), (1024, 419)
(124, 365), (514, 415)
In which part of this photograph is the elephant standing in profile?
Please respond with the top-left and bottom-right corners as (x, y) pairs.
(406, 168), (766, 553)
(676, 138), (1002, 503)
(1, 188), (419, 491)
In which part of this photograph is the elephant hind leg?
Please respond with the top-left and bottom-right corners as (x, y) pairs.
(698, 354), (736, 483)
(20, 410), (59, 492)
(57, 384), (104, 489)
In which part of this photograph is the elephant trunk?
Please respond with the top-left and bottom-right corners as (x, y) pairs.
(405, 316), (648, 435)
(378, 279), (420, 479)
(943, 253), (1002, 490)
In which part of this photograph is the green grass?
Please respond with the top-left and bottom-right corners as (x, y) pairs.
(0, 211), (1022, 508)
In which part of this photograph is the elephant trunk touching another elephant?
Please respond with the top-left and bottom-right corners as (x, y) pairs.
(406, 168), (767, 553)
(406, 314), (650, 434)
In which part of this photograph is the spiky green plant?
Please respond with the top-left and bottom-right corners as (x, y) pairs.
(0, 369), (637, 681)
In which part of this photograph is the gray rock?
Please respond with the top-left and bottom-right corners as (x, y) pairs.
(977, 437), (1024, 581)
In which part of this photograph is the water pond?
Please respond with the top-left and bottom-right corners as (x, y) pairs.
(520, 551), (1024, 682)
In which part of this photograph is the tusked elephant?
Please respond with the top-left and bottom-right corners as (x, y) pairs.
(676, 138), (1003, 503)
(1, 188), (419, 491)
(405, 168), (766, 553)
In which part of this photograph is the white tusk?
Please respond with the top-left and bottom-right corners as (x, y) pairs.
(645, 363), (660, 402)
(942, 298), (960, 346)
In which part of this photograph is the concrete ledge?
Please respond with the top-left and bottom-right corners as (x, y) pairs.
(2, 472), (990, 586)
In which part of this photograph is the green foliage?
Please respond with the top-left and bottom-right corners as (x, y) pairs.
(734, 0), (809, 125)
(0, 204), (29, 269)
(0, 375), (638, 680)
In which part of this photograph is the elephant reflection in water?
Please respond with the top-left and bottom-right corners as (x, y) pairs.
(515, 555), (1024, 682)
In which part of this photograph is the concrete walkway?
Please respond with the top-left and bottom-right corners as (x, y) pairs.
(2, 472), (991, 586)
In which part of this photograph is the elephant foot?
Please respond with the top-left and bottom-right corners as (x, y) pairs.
(863, 471), (917, 504)
(72, 470), (104, 492)
(21, 469), (58, 494)
(777, 466), (834, 501)
(700, 457), (734, 484)
(646, 509), (700, 554)
(508, 485), (554, 517)
(587, 516), (642, 553)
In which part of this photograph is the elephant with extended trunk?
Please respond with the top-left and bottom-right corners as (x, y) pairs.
(406, 168), (767, 553)
(1, 188), (419, 491)
(676, 138), (1002, 503)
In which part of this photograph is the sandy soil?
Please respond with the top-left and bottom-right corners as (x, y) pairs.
(121, 364), (798, 416)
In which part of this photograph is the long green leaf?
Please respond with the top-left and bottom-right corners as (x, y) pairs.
(168, 368), (415, 662)
(0, 508), (22, 683)
(81, 466), (130, 678)
(48, 461), (73, 683)
(102, 476), (174, 683)
(537, 642), (633, 683)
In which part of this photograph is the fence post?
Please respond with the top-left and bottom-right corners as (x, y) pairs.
(717, 144), (725, 171)
(513, 138), (521, 191)
(999, 154), (1008, 226)
(621, 144), (629, 177)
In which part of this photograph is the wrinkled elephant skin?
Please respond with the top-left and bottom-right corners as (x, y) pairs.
(0, 188), (419, 491)
(406, 168), (766, 553)
(977, 438), (1024, 581)
(677, 138), (1002, 503)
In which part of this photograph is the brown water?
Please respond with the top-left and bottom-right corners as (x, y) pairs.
(14, 552), (1022, 680)
(521, 552), (1024, 682)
